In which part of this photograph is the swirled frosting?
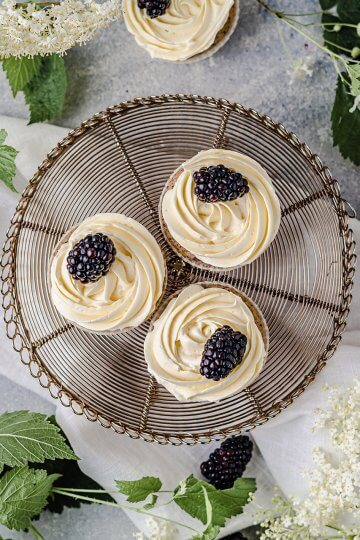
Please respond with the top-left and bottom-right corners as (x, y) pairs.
(162, 149), (281, 268)
(50, 213), (166, 333)
(144, 284), (266, 402)
(123, 0), (234, 62)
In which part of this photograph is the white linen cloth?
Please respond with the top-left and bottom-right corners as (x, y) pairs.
(0, 116), (359, 538)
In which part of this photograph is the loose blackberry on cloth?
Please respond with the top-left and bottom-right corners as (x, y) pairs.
(0, 116), (359, 538)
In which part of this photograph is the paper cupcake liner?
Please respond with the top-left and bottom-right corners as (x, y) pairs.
(49, 225), (168, 336)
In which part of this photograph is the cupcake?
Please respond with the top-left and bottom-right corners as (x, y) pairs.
(160, 149), (281, 270)
(50, 213), (166, 334)
(144, 282), (268, 402)
(123, 0), (239, 63)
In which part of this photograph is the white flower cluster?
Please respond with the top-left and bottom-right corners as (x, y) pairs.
(260, 379), (360, 539)
(0, 0), (122, 58)
(133, 517), (178, 540)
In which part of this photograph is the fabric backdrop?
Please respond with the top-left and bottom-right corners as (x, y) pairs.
(0, 116), (358, 539)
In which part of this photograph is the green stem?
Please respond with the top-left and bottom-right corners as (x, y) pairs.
(301, 22), (359, 29)
(324, 38), (353, 54)
(52, 489), (198, 533)
(28, 523), (45, 540)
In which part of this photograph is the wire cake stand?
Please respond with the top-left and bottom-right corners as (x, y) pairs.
(1, 95), (356, 445)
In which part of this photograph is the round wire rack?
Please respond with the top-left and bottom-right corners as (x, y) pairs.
(1, 95), (356, 445)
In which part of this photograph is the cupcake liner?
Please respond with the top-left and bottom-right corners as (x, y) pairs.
(159, 166), (248, 273)
(176, 0), (240, 64)
(49, 225), (168, 336)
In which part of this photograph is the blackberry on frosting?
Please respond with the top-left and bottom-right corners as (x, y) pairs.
(193, 164), (249, 203)
(200, 325), (247, 381)
(67, 234), (116, 284)
(137, 0), (170, 18)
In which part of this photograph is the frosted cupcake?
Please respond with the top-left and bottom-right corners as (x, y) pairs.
(160, 149), (281, 270)
(144, 282), (268, 402)
(50, 213), (166, 334)
(123, 0), (239, 63)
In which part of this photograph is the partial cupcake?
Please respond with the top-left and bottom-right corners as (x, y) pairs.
(144, 282), (268, 402)
(123, 0), (239, 63)
(50, 213), (166, 334)
(160, 149), (281, 270)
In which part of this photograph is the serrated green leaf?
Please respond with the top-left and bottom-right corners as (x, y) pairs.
(337, 0), (360, 23)
(322, 13), (360, 57)
(0, 467), (60, 530)
(23, 54), (67, 124)
(0, 411), (77, 469)
(0, 129), (18, 193)
(174, 475), (256, 528)
(116, 477), (162, 503)
(142, 494), (158, 510)
(2, 56), (41, 97)
(332, 75), (360, 165)
(30, 415), (111, 515)
(191, 525), (221, 540)
(319, 0), (337, 9)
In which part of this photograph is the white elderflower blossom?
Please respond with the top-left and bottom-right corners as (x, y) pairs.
(260, 379), (360, 539)
(290, 56), (314, 82)
(133, 517), (178, 540)
(0, 0), (122, 58)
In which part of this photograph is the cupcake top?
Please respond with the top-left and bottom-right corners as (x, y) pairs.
(123, 0), (235, 62)
(50, 213), (166, 333)
(161, 149), (281, 269)
(144, 284), (267, 402)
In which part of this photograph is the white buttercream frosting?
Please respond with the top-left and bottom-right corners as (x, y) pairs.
(123, 0), (234, 62)
(161, 149), (281, 268)
(144, 284), (266, 402)
(50, 213), (166, 333)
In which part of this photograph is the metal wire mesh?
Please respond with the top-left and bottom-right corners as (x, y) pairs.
(1, 95), (356, 445)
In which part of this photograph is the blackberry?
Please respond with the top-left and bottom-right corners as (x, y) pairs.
(193, 164), (249, 203)
(200, 436), (253, 489)
(137, 0), (170, 18)
(66, 234), (116, 284)
(200, 325), (247, 381)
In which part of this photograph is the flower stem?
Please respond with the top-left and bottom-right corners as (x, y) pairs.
(52, 488), (198, 533)
(28, 524), (45, 540)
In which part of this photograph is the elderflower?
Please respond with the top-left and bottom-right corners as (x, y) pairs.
(133, 517), (178, 540)
(260, 379), (360, 539)
(0, 0), (122, 58)
(290, 57), (314, 82)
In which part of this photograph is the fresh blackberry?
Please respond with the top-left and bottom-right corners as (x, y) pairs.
(200, 325), (247, 381)
(67, 234), (116, 284)
(137, 0), (170, 18)
(193, 164), (249, 203)
(200, 436), (253, 489)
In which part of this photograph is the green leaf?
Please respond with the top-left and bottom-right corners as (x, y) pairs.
(30, 415), (112, 514)
(23, 54), (67, 124)
(319, 0), (337, 9)
(142, 494), (158, 510)
(191, 525), (221, 540)
(0, 411), (77, 470)
(2, 56), (41, 97)
(332, 74), (360, 165)
(337, 0), (360, 23)
(0, 129), (18, 192)
(116, 476), (162, 503)
(174, 475), (256, 528)
(322, 13), (360, 57)
(0, 467), (60, 530)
